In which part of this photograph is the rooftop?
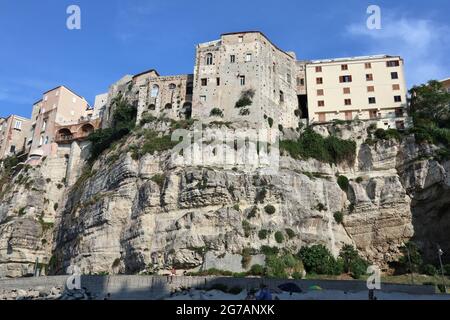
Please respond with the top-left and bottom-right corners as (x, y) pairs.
(309, 54), (401, 64)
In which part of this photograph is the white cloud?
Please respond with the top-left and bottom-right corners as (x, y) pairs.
(346, 13), (450, 87)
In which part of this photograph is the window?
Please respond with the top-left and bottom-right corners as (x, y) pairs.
(369, 110), (378, 119)
(14, 120), (22, 130)
(200, 96), (206, 102)
(39, 135), (44, 146)
(44, 136), (49, 144)
(168, 83), (176, 90)
(230, 55), (236, 63)
(343, 87), (351, 94)
(165, 103), (172, 109)
(366, 74), (373, 81)
(344, 99), (352, 106)
(365, 62), (372, 69)
(245, 53), (252, 62)
(238, 36), (243, 43)
(341, 64), (348, 71)
(201, 78), (208, 86)
(316, 77), (323, 85)
(297, 78), (305, 86)
(369, 97), (376, 104)
(216, 77), (220, 86)
(345, 111), (353, 121)
(318, 100), (325, 107)
(391, 72), (399, 79)
(206, 53), (213, 65)
(367, 86), (375, 92)
(287, 73), (291, 85)
(150, 84), (159, 97)
(41, 120), (47, 132)
(239, 76), (246, 86)
(395, 108), (404, 117)
(315, 66), (322, 72)
(280, 91), (284, 103)
(387, 60), (400, 67)
(9, 145), (16, 153)
(394, 95), (402, 102)
(186, 83), (193, 95)
(318, 113), (326, 122)
(148, 104), (156, 110)
(317, 89), (324, 96)
(339, 75), (352, 83)
(392, 84), (400, 90)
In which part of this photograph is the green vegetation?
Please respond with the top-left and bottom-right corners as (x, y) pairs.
(264, 205), (276, 215)
(374, 128), (402, 141)
(339, 245), (369, 279)
(355, 176), (364, 184)
(242, 220), (253, 238)
(260, 246), (279, 256)
(274, 231), (284, 244)
(88, 95), (137, 161)
(53, 203), (59, 211)
(422, 264), (437, 276)
(258, 229), (269, 240)
(333, 211), (344, 224)
(18, 207), (26, 216)
(130, 130), (178, 160)
(210, 108), (224, 117)
(337, 175), (349, 192)
(239, 108), (250, 116)
(409, 80), (450, 159)
(248, 264), (264, 276)
(298, 244), (343, 276)
(285, 228), (295, 239)
(235, 89), (255, 109)
(265, 253), (304, 279)
(247, 206), (258, 219)
(241, 248), (255, 269)
(150, 174), (166, 189)
(280, 128), (356, 165)
(254, 187), (267, 204)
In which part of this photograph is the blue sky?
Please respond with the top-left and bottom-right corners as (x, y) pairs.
(0, 0), (449, 118)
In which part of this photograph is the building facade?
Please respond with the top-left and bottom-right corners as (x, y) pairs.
(440, 78), (450, 93)
(192, 31), (300, 129)
(0, 115), (31, 159)
(132, 70), (193, 123)
(305, 55), (408, 129)
(28, 86), (91, 160)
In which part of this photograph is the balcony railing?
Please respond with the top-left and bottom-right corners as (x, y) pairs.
(55, 132), (90, 143)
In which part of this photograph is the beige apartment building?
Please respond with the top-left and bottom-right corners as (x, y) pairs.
(0, 115), (31, 160)
(192, 31), (300, 129)
(306, 55), (408, 129)
(28, 86), (91, 160)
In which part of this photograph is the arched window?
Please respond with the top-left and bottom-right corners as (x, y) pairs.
(148, 104), (156, 111)
(165, 103), (172, 109)
(150, 84), (159, 98)
(280, 90), (284, 103)
(206, 53), (213, 65)
(168, 83), (176, 90)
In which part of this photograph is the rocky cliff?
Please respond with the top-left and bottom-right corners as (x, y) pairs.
(0, 121), (449, 278)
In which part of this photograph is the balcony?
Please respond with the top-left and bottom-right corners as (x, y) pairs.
(55, 131), (91, 143)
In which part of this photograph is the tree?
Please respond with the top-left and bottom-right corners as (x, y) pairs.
(398, 242), (423, 273)
(298, 245), (343, 275)
(410, 80), (450, 127)
(339, 245), (369, 279)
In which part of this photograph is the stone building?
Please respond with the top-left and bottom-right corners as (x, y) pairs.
(131, 69), (194, 123)
(28, 86), (91, 162)
(192, 31), (300, 129)
(0, 115), (31, 159)
(101, 75), (133, 129)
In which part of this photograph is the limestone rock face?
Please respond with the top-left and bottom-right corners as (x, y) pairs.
(0, 122), (449, 278)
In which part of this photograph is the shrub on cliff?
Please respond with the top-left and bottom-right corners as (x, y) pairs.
(298, 244), (343, 275)
(280, 128), (356, 165)
(339, 245), (368, 279)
